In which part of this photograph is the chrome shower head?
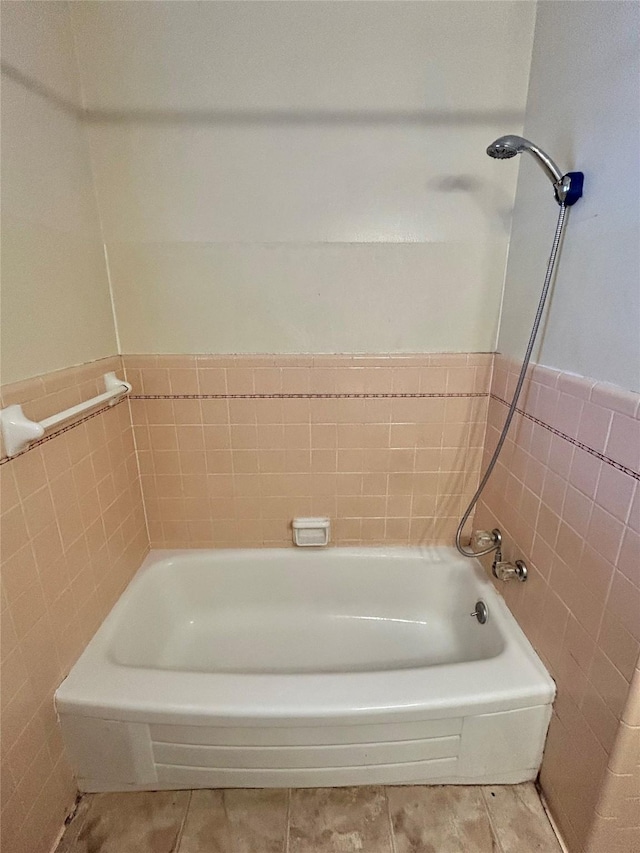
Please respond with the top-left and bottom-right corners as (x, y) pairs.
(487, 134), (564, 185)
(486, 136), (521, 160)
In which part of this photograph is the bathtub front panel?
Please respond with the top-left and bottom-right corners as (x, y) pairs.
(60, 704), (552, 791)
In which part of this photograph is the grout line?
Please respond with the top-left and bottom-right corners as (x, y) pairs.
(539, 790), (571, 853)
(384, 786), (398, 853)
(622, 477), (638, 529)
(51, 792), (94, 853)
(479, 787), (507, 853)
(125, 392), (151, 551)
(48, 818), (68, 853)
(284, 788), (292, 853)
(173, 789), (192, 852)
(589, 457), (619, 649)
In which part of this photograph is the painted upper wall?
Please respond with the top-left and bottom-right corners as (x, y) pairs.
(0, 2), (118, 384)
(498, 1), (640, 392)
(70, 1), (535, 354)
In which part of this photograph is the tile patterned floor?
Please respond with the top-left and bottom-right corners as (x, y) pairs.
(55, 784), (563, 853)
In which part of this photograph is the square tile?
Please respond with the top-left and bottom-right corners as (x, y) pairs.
(289, 787), (392, 853)
(482, 784), (563, 853)
(178, 789), (288, 853)
(67, 791), (190, 853)
(388, 785), (496, 853)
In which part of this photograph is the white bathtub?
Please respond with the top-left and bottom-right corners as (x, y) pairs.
(56, 547), (554, 792)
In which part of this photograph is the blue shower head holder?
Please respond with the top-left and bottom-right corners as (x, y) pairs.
(557, 171), (584, 206)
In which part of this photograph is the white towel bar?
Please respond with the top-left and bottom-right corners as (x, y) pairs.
(0, 372), (132, 458)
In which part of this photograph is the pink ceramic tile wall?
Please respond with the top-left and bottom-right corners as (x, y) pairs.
(0, 358), (149, 853)
(122, 353), (492, 548)
(586, 662), (640, 853)
(475, 354), (640, 853)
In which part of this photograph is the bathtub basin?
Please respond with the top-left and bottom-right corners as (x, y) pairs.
(56, 547), (554, 791)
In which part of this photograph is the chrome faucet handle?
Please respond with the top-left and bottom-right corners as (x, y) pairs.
(470, 528), (502, 553)
(492, 559), (528, 582)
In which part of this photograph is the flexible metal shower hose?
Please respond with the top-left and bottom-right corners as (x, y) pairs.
(455, 202), (568, 558)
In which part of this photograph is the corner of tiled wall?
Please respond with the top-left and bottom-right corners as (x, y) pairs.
(584, 661), (640, 853)
(475, 354), (640, 853)
(1, 356), (149, 853)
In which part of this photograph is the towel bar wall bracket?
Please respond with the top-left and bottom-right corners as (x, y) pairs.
(0, 372), (132, 458)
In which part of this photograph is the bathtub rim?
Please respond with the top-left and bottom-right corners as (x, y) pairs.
(56, 546), (555, 726)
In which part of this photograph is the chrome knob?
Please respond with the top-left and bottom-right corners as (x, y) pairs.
(470, 600), (489, 624)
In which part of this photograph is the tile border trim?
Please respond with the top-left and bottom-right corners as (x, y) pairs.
(4, 390), (637, 482)
(0, 392), (487, 465)
(130, 392), (488, 400)
(491, 393), (640, 481)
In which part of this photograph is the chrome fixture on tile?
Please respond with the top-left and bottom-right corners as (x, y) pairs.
(470, 600), (489, 624)
(470, 528), (502, 554)
(455, 137), (584, 560)
(492, 556), (528, 583)
(490, 539), (528, 582)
